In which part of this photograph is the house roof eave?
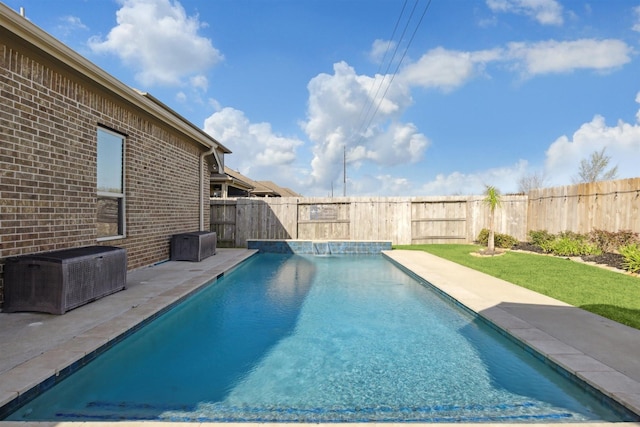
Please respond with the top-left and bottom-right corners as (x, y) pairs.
(0, 4), (231, 155)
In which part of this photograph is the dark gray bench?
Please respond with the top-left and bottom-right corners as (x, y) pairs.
(171, 231), (216, 262)
(3, 246), (127, 314)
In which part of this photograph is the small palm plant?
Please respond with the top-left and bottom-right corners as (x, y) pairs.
(483, 185), (502, 254)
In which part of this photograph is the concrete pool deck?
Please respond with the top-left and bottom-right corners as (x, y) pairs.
(0, 248), (639, 426)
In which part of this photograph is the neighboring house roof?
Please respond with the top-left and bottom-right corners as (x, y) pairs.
(278, 187), (302, 197)
(253, 181), (301, 197)
(212, 167), (301, 197)
(211, 166), (254, 192)
(219, 167), (255, 192)
(249, 180), (276, 197)
(0, 3), (231, 157)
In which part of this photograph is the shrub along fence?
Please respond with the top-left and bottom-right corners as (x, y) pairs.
(211, 177), (640, 248)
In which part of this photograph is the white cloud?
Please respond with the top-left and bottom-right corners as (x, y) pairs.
(477, 15), (499, 28)
(369, 39), (396, 64)
(189, 75), (209, 92)
(208, 98), (222, 112)
(507, 39), (632, 77)
(57, 15), (88, 36)
(399, 47), (502, 91)
(418, 161), (529, 196)
(344, 174), (412, 197)
(354, 122), (429, 166)
(303, 61), (428, 189)
(203, 107), (304, 181)
(310, 159), (529, 197)
(88, 0), (223, 87)
(487, 0), (563, 25)
(397, 40), (631, 87)
(544, 93), (640, 185)
(304, 62), (375, 144)
(634, 6), (640, 32)
(198, 34), (633, 197)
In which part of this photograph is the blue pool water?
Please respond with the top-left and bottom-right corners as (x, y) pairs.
(5, 253), (635, 422)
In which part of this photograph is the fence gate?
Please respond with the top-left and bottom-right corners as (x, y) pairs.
(210, 200), (237, 248)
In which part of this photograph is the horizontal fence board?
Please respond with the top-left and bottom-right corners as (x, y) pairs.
(298, 220), (351, 224)
(412, 218), (466, 222)
(413, 236), (467, 240)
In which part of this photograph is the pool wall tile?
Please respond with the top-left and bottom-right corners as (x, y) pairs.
(247, 240), (392, 254)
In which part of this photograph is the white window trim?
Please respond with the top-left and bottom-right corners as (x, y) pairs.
(97, 127), (126, 241)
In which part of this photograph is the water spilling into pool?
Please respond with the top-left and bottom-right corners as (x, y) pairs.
(5, 253), (634, 422)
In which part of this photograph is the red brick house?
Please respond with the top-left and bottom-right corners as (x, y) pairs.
(0, 4), (230, 305)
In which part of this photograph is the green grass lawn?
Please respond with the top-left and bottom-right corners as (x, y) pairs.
(394, 244), (640, 330)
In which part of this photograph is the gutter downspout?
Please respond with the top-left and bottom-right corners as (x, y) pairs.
(200, 146), (218, 231)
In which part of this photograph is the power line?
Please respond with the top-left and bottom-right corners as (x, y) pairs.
(354, 0), (411, 135)
(341, 0), (433, 197)
(361, 0), (433, 135)
(351, 0), (433, 150)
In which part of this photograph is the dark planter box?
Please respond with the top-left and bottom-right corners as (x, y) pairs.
(171, 231), (217, 262)
(3, 246), (127, 315)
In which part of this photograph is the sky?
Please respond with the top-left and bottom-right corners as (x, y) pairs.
(5, 0), (640, 196)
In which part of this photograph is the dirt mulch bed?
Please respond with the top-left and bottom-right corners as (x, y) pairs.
(580, 252), (626, 271)
(512, 242), (626, 272)
(512, 242), (545, 254)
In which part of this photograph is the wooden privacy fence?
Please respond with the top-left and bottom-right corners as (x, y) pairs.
(527, 178), (640, 235)
(211, 177), (640, 248)
(210, 195), (528, 248)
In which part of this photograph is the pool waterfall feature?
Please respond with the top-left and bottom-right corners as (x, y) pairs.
(313, 241), (330, 255)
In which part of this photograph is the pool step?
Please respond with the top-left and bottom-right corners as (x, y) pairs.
(51, 400), (575, 423)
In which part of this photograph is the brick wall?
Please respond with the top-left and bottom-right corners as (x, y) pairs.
(0, 41), (210, 305)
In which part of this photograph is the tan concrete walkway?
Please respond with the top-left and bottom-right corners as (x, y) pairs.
(0, 248), (639, 426)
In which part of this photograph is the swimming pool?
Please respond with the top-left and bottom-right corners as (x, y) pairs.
(4, 253), (635, 422)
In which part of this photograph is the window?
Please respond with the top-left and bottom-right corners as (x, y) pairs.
(97, 127), (125, 240)
(211, 183), (222, 198)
